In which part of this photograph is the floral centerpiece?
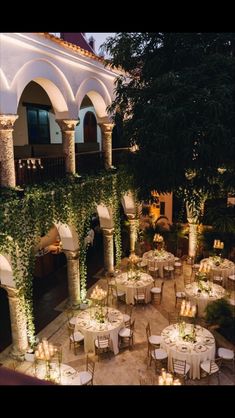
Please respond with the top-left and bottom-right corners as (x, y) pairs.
(197, 280), (212, 295)
(178, 322), (196, 343)
(153, 248), (166, 258)
(210, 255), (223, 267)
(127, 268), (141, 281)
(94, 306), (107, 323)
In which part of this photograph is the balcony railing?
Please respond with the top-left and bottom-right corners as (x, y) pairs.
(75, 150), (104, 174)
(15, 156), (66, 186)
(14, 148), (130, 187)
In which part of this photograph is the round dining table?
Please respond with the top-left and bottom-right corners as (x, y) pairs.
(28, 362), (80, 385)
(71, 307), (124, 355)
(161, 323), (216, 379)
(184, 282), (227, 317)
(200, 257), (234, 288)
(115, 271), (154, 304)
(143, 250), (175, 278)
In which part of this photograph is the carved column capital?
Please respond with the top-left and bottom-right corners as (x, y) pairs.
(99, 123), (114, 135)
(0, 114), (19, 131)
(56, 119), (79, 132)
(1, 285), (18, 298)
(102, 228), (114, 237)
(64, 249), (79, 260)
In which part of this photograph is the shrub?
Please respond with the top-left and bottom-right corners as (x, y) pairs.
(205, 298), (233, 328)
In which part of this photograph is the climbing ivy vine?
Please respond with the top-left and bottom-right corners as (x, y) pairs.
(0, 169), (135, 347)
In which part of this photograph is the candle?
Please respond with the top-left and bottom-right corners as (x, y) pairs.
(159, 376), (164, 385)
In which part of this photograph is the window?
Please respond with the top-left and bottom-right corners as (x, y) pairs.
(160, 202), (165, 216)
(84, 111), (97, 143)
(26, 104), (51, 144)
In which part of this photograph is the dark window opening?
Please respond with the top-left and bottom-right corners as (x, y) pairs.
(160, 202), (165, 216)
(26, 105), (51, 145)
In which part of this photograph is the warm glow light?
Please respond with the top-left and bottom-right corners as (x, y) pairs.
(158, 369), (181, 385)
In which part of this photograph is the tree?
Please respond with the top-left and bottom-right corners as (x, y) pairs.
(104, 33), (235, 256)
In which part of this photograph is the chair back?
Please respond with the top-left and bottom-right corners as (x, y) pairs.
(210, 358), (222, 374)
(97, 335), (110, 349)
(135, 287), (146, 302)
(173, 359), (187, 375)
(67, 322), (75, 337)
(110, 284), (118, 298)
(168, 312), (179, 324)
(184, 275), (191, 286)
(130, 319), (135, 332)
(146, 322), (151, 340)
(174, 281), (177, 294)
(125, 304), (133, 317)
(86, 356), (95, 378)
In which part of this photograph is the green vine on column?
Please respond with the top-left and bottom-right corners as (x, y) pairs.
(0, 168), (135, 345)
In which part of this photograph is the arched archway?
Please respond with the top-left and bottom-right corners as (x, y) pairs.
(76, 77), (111, 118)
(0, 255), (13, 352)
(11, 59), (74, 116)
(84, 111), (97, 143)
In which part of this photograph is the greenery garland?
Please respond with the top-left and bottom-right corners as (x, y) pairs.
(0, 168), (134, 347)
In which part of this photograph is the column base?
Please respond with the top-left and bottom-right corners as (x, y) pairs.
(10, 346), (28, 361)
(67, 300), (80, 310)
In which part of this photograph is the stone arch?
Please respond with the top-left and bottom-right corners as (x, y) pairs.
(11, 59), (76, 117)
(37, 222), (79, 252)
(96, 204), (114, 229)
(155, 215), (171, 230)
(0, 254), (15, 288)
(121, 192), (136, 219)
(0, 68), (10, 90)
(76, 77), (111, 118)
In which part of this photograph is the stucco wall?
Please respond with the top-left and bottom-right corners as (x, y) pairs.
(13, 82), (101, 146)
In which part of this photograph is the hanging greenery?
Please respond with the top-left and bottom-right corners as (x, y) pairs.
(0, 168), (134, 347)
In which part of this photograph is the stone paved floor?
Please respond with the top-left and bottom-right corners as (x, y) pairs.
(0, 260), (234, 385)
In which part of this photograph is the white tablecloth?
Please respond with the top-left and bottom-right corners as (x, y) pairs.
(161, 324), (215, 379)
(115, 272), (154, 304)
(73, 307), (124, 355)
(185, 282), (227, 317)
(29, 363), (80, 385)
(200, 258), (234, 287)
(143, 250), (175, 278)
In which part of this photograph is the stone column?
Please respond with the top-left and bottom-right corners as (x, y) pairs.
(186, 202), (199, 259)
(99, 123), (113, 170)
(56, 119), (78, 175)
(0, 114), (18, 188)
(129, 218), (138, 254)
(2, 286), (28, 359)
(64, 250), (81, 308)
(102, 228), (114, 273)
(188, 223), (198, 258)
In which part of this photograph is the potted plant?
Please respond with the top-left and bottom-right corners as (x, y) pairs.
(25, 337), (39, 362)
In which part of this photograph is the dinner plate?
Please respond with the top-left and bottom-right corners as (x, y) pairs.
(177, 344), (189, 353)
(203, 337), (214, 345)
(194, 344), (207, 352)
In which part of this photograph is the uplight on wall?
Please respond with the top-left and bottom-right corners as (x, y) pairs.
(18, 158), (44, 169)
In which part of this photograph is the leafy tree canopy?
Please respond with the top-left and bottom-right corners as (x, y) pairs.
(104, 33), (235, 201)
